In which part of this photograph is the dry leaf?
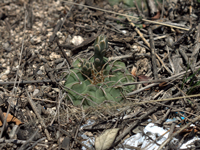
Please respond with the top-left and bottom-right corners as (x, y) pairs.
(142, 24), (147, 28)
(131, 66), (137, 77)
(138, 75), (151, 86)
(95, 128), (120, 150)
(0, 113), (22, 126)
(151, 11), (160, 20)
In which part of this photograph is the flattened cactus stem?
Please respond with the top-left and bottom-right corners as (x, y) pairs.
(94, 35), (108, 71)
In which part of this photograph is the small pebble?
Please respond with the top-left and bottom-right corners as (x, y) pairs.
(33, 89), (40, 97)
(166, 36), (174, 47)
(37, 70), (43, 75)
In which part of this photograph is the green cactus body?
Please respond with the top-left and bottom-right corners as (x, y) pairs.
(65, 35), (135, 106)
(94, 35), (108, 71)
(81, 60), (92, 77)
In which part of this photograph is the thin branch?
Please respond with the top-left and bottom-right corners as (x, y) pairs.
(148, 27), (158, 79)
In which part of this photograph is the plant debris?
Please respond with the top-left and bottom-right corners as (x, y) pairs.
(1, 0), (200, 149)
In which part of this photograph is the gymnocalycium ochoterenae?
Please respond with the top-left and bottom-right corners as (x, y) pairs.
(65, 35), (135, 106)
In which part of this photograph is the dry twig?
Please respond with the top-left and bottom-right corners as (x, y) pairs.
(26, 90), (51, 140)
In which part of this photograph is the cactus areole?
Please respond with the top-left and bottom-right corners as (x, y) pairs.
(65, 35), (135, 106)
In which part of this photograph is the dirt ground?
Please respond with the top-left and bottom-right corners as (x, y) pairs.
(1, 0), (200, 149)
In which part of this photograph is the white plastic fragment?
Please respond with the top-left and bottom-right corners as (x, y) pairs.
(80, 120), (95, 130)
(80, 121), (199, 150)
(180, 136), (200, 149)
(81, 135), (95, 150)
(121, 30), (127, 34)
(120, 123), (200, 150)
(121, 123), (178, 150)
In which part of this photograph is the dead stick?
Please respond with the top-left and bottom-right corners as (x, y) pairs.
(0, 79), (61, 85)
(154, 53), (173, 75)
(0, 108), (8, 130)
(127, 17), (150, 47)
(147, 0), (158, 17)
(26, 90), (51, 140)
(127, 83), (160, 96)
(190, 23), (200, 73)
(148, 27), (158, 79)
(57, 40), (71, 67)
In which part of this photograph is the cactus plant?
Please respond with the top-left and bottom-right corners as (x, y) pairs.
(65, 35), (135, 106)
(93, 34), (108, 71)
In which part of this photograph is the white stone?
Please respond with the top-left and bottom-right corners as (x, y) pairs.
(71, 36), (84, 46)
